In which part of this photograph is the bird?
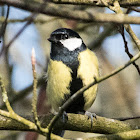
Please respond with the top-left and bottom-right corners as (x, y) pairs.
(46, 28), (99, 119)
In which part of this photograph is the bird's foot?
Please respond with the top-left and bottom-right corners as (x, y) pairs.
(85, 111), (97, 128)
(62, 111), (68, 123)
(58, 107), (68, 123)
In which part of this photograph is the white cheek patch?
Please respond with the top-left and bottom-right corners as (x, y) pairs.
(60, 38), (82, 51)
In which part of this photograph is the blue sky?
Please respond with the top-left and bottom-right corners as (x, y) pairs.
(7, 7), (46, 91)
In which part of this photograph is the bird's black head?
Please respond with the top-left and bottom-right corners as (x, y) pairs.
(48, 28), (86, 52)
(48, 28), (81, 43)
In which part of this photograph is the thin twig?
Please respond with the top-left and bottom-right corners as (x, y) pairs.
(104, 0), (140, 51)
(129, 7), (140, 12)
(0, 1), (47, 57)
(31, 48), (41, 129)
(0, 1), (46, 56)
(0, 16), (59, 24)
(0, 6), (10, 55)
(0, 109), (37, 130)
(0, 74), (37, 130)
(0, 77), (45, 109)
(47, 51), (140, 140)
(0, 75), (14, 113)
(0, 13), (37, 57)
(117, 25), (140, 75)
(88, 24), (115, 50)
(116, 116), (140, 121)
(125, 24), (140, 51)
(0, 5), (10, 38)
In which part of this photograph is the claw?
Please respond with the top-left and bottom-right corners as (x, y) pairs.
(62, 111), (68, 123)
(58, 107), (68, 123)
(85, 111), (97, 128)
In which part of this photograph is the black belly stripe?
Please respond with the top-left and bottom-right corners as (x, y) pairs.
(67, 74), (85, 113)
(50, 43), (86, 113)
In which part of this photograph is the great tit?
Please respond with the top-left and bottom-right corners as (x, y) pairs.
(47, 28), (99, 114)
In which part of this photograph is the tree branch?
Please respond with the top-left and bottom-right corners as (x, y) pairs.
(117, 25), (140, 75)
(31, 48), (41, 129)
(52, 0), (140, 7)
(88, 24), (115, 50)
(102, 0), (140, 51)
(116, 116), (140, 121)
(0, 5), (10, 39)
(0, 16), (59, 24)
(83, 129), (140, 140)
(0, 114), (138, 134)
(1, 0), (140, 24)
(0, 13), (37, 57)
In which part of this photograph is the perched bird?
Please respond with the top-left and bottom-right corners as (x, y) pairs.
(46, 28), (99, 116)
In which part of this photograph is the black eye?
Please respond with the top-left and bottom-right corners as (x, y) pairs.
(54, 34), (68, 40)
(64, 34), (68, 39)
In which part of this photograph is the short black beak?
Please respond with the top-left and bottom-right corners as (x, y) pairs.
(48, 37), (53, 42)
(48, 37), (57, 43)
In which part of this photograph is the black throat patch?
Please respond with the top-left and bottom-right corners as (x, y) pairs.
(50, 43), (86, 113)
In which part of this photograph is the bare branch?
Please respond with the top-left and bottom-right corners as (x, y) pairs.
(0, 75), (37, 130)
(103, 0), (140, 51)
(0, 6), (10, 55)
(0, 77), (45, 109)
(31, 48), (41, 130)
(117, 25), (140, 75)
(89, 24), (115, 50)
(116, 116), (140, 121)
(0, 6), (10, 38)
(83, 129), (140, 140)
(128, 7), (140, 12)
(1, 0), (140, 25)
(52, 0), (140, 7)
(0, 16), (59, 24)
(0, 114), (138, 134)
(125, 24), (140, 51)
(0, 74), (14, 113)
(0, 13), (37, 57)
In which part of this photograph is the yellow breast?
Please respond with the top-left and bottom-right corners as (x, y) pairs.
(77, 49), (99, 110)
(46, 60), (72, 111)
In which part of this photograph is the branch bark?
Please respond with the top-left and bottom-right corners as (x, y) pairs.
(52, 0), (140, 7)
(0, 114), (138, 134)
(83, 129), (140, 140)
(1, 0), (140, 24)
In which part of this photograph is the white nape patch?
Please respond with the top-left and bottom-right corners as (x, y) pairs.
(60, 38), (82, 51)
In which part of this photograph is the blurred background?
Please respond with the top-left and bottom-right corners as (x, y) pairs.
(0, 3), (140, 140)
